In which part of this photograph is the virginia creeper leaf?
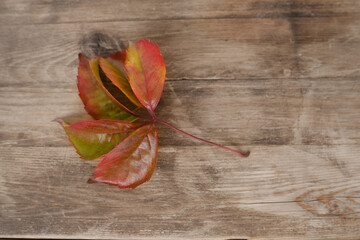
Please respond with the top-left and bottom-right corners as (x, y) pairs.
(99, 57), (143, 108)
(56, 39), (249, 190)
(124, 40), (166, 114)
(55, 119), (141, 160)
(88, 124), (158, 188)
(77, 54), (136, 121)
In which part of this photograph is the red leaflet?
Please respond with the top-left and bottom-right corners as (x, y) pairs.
(99, 57), (143, 108)
(124, 40), (166, 115)
(89, 58), (137, 116)
(56, 39), (249, 189)
(77, 54), (136, 121)
(89, 124), (158, 188)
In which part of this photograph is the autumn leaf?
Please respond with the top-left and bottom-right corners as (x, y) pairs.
(56, 39), (249, 189)
(124, 40), (166, 115)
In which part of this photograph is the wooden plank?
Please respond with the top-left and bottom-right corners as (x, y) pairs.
(1, 78), (360, 238)
(1, 78), (359, 148)
(292, 0), (360, 17)
(294, 17), (360, 78)
(0, 0), (286, 25)
(1, 0), (359, 26)
(0, 145), (359, 239)
(0, 18), (297, 81)
(1, 16), (360, 82)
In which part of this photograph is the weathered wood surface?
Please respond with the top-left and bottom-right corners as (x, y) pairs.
(1, 0), (360, 239)
(1, 0), (360, 25)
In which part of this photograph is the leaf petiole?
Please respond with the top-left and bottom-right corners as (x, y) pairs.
(154, 118), (250, 157)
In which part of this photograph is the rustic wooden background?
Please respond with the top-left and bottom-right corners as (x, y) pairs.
(1, 0), (360, 239)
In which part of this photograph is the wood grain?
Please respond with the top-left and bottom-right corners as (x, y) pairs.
(294, 17), (360, 78)
(1, 0), (359, 26)
(1, 17), (360, 81)
(0, 18), (297, 81)
(1, 77), (360, 239)
(1, 78), (359, 147)
(1, 0), (360, 239)
(1, 145), (360, 239)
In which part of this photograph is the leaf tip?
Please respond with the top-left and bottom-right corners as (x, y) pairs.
(52, 118), (70, 128)
(52, 118), (64, 124)
(78, 52), (85, 59)
(239, 151), (250, 158)
(87, 178), (98, 184)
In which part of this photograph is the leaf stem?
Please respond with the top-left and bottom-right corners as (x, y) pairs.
(155, 119), (250, 157)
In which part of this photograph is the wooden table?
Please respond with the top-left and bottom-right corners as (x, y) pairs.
(1, 1), (360, 239)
